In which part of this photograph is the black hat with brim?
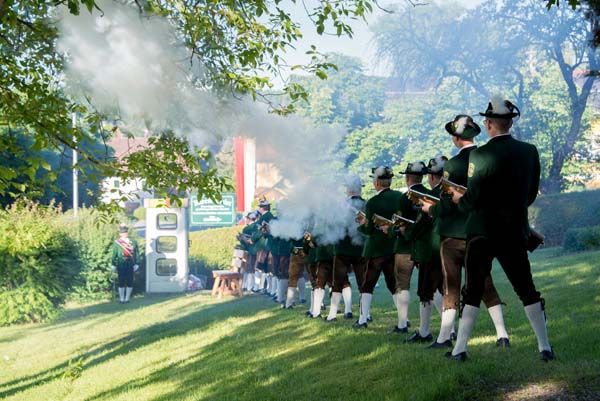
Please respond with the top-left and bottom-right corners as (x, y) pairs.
(118, 224), (129, 233)
(445, 115), (481, 140)
(370, 166), (394, 179)
(479, 99), (520, 120)
(398, 161), (428, 176)
(427, 156), (448, 176)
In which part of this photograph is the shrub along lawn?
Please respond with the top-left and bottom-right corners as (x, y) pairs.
(1, 249), (599, 401)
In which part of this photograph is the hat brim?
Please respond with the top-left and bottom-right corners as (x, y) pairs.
(445, 120), (481, 139)
(479, 112), (519, 119)
(397, 171), (427, 176)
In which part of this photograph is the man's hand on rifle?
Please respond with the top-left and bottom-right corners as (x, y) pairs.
(379, 225), (389, 234)
(420, 198), (435, 214)
(449, 188), (464, 204)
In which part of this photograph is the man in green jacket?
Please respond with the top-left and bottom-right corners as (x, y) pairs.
(404, 156), (447, 343)
(239, 211), (258, 292)
(326, 175), (367, 322)
(253, 199), (274, 294)
(422, 115), (508, 350)
(111, 224), (139, 304)
(387, 161), (428, 333)
(354, 166), (403, 329)
(447, 97), (553, 362)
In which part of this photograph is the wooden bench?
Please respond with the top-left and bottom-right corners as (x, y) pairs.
(211, 271), (243, 299)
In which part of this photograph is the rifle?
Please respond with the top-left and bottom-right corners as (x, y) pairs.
(391, 213), (415, 227)
(441, 177), (467, 195)
(259, 221), (270, 234)
(350, 206), (367, 224)
(292, 246), (305, 256)
(236, 233), (253, 245)
(407, 189), (440, 205)
(372, 213), (393, 229)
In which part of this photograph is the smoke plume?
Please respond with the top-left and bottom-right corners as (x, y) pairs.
(57, 0), (363, 245)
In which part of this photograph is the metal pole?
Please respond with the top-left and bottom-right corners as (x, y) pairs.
(72, 113), (78, 218)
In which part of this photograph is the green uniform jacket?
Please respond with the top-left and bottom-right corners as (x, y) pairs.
(271, 236), (293, 256)
(405, 185), (442, 263)
(253, 211), (275, 253)
(458, 135), (540, 241)
(393, 183), (428, 254)
(334, 196), (366, 257)
(241, 223), (259, 255)
(111, 238), (139, 269)
(358, 188), (403, 258)
(429, 145), (476, 240)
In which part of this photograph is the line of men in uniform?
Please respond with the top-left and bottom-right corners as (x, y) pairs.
(236, 96), (554, 362)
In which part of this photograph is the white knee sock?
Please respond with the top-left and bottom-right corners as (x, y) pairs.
(433, 290), (443, 317)
(272, 277), (279, 296)
(125, 287), (133, 302)
(437, 308), (457, 343)
(253, 271), (261, 291)
(452, 305), (479, 355)
(309, 289), (314, 312)
(358, 293), (372, 324)
(297, 278), (306, 301)
(278, 279), (288, 303)
(312, 288), (325, 317)
(327, 292), (342, 320)
(260, 273), (267, 291)
(419, 302), (433, 337)
(396, 290), (410, 329)
(487, 304), (509, 339)
(118, 287), (125, 302)
(247, 273), (255, 291)
(524, 302), (551, 352)
(342, 287), (352, 314)
(285, 287), (296, 308)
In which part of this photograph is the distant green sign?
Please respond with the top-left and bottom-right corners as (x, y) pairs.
(190, 193), (236, 227)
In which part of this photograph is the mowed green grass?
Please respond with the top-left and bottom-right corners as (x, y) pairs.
(1, 249), (599, 401)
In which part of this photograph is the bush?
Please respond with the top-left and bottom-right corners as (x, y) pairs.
(563, 225), (600, 252)
(0, 201), (80, 325)
(132, 207), (146, 221)
(65, 209), (117, 301)
(189, 226), (240, 272)
(530, 189), (600, 247)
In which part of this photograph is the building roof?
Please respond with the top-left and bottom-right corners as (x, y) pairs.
(108, 129), (149, 162)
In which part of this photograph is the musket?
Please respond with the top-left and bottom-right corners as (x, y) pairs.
(441, 177), (467, 195)
(350, 206), (367, 224)
(391, 213), (415, 226)
(372, 213), (393, 229)
(236, 233), (253, 244)
(407, 189), (440, 205)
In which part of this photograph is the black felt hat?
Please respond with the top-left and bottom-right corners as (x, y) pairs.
(427, 156), (448, 176)
(444, 115), (481, 139)
(479, 95), (520, 120)
(370, 166), (394, 179)
(398, 161), (428, 175)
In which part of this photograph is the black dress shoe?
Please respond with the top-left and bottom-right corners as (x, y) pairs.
(540, 349), (555, 362)
(389, 325), (409, 334)
(305, 310), (312, 316)
(407, 320), (411, 328)
(352, 322), (368, 329)
(496, 337), (510, 348)
(406, 331), (434, 343)
(428, 340), (453, 349)
(299, 299), (307, 304)
(367, 316), (373, 322)
(308, 314), (322, 319)
(325, 317), (337, 323)
(445, 351), (468, 361)
(344, 312), (353, 320)
(450, 332), (457, 341)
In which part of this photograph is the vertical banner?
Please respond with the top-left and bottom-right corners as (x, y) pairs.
(234, 136), (245, 213)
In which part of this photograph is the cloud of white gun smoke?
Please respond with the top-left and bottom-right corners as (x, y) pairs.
(57, 0), (362, 245)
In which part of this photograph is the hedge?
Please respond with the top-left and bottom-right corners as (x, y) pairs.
(563, 225), (600, 252)
(530, 189), (600, 247)
(189, 226), (241, 273)
(0, 201), (81, 325)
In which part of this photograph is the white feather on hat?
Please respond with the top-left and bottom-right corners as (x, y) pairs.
(455, 116), (469, 134)
(491, 94), (510, 115)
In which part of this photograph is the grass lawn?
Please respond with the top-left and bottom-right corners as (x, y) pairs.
(1, 248), (599, 401)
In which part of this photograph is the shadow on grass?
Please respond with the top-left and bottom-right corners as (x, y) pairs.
(0, 294), (256, 399)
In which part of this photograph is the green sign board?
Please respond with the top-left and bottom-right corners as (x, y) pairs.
(189, 193), (237, 227)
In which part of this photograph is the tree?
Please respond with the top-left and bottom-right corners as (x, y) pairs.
(373, 0), (599, 193)
(291, 53), (386, 130)
(0, 0), (379, 211)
